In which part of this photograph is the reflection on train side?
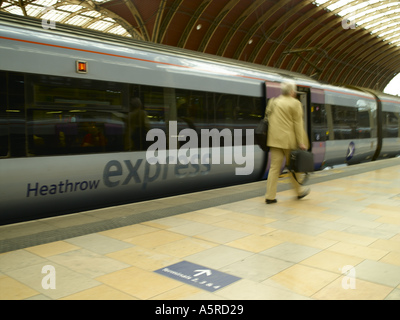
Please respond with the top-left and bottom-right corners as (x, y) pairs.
(18, 74), (262, 158)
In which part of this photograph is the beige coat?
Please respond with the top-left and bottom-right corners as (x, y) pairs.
(265, 95), (309, 150)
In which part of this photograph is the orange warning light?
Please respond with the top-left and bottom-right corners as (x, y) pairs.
(76, 60), (88, 73)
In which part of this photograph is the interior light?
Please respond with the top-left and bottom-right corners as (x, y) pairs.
(46, 111), (63, 114)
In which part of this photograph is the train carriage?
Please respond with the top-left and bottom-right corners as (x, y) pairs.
(0, 13), (399, 224)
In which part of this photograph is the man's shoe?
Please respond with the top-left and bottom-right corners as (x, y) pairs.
(266, 199), (277, 204)
(297, 188), (310, 200)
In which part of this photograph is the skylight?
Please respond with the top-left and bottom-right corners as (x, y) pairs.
(0, 0), (132, 37)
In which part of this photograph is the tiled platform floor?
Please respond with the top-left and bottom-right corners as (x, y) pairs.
(1, 159), (400, 300)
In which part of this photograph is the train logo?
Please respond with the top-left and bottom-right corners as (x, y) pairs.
(346, 141), (356, 162)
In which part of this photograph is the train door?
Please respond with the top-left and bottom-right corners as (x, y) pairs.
(309, 88), (326, 170)
(296, 86), (311, 143)
(297, 86), (327, 171)
(297, 92), (308, 132)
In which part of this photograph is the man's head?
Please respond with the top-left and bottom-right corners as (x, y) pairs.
(281, 80), (297, 97)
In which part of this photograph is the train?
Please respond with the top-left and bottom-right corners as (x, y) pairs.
(1, 13), (399, 224)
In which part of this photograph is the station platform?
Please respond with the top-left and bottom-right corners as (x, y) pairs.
(1, 158), (400, 300)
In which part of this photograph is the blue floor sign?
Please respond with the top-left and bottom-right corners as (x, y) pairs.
(155, 261), (241, 292)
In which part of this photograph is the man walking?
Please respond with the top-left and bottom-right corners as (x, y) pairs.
(265, 80), (310, 204)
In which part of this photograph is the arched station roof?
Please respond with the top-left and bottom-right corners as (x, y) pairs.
(1, 0), (400, 91)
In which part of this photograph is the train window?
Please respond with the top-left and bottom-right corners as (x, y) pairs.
(28, 109), (125, 156)
(213, 93), (236, 149)
(140, 87), (261, 150)
(331, 105), (372, 140)
(124, 85), (152, 152)
(141, 86), (168, 150)
(30, 75), (125, 110)
(331, 105), (356, 140)
(236, 96), (262, 145)
(383, 112), (400, 138)
(142, 86), (165, 124)
(26, 74), (127, 156)
(2, 71), (264, 158)
(237, 96), (263, 123)
(176, 89), (208, 148)
(141, 86), (211, 149)
(0, 72), (8, 157)
(176, 90), (207, 125)
(357, 107), (372, 139)
(311, 104), (329, 141)
(215, 93), (236, 127)
(4, 72), (26, 157)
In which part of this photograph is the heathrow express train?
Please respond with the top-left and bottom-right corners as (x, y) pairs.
(0, 13), (399, 224)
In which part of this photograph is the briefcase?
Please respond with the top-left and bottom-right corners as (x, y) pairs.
(288, 150), (314, 173)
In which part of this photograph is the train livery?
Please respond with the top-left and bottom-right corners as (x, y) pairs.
(1, 13), (399, 224)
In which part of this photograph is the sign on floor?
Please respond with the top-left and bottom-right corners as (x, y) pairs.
(155, 261), (241, 292)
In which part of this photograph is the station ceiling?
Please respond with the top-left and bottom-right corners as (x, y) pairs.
(1, 0), (400, 92)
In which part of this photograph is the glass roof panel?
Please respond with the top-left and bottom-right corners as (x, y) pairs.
(34, 0), (58, 6)
(26, 4), (46, 16)
(41, 10), (70, 22)
(0, 0), (130, 37)
(5, 6), (24, 15)
(81, 11), (101, 18)
(108, 25), (131, 36)
(57, 5), (83, 12)
(87, 20), (113, 31)
(65, 15), (92, 27)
